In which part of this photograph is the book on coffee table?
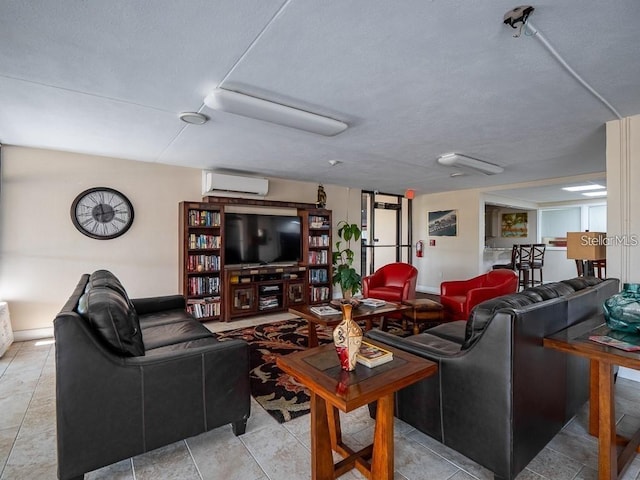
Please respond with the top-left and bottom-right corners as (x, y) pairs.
(310, 305), (340, 316)
(357, 341), (393, 368)
(361, 298), (386, 308)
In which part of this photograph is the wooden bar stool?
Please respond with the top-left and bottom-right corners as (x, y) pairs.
(529, 243), (546, 287)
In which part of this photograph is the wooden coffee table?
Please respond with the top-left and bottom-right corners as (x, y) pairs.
(277, 341), (437, 480)
(289, 302), (410, 347)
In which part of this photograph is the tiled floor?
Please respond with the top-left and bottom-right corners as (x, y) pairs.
(2, 313), (640, 480)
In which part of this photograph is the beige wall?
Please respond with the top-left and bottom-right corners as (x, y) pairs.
(0, 146), (360, 336)
(412, 189), (484, 293)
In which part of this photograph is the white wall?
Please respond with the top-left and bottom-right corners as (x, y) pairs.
(413, 189), (483, 293)
(0, 146), (360, 337)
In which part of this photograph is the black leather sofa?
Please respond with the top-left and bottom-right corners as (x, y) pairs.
(366, 276), (619, 480)
(54, 270), (251, 480)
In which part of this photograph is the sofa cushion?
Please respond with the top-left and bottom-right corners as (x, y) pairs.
(141, 320), (213, 350)
(77, 286), (145, 357)
(424, 320), (466, 344)
(562, 276), (602, 291)
(86, 269), (130, 299)
(462, 293), (538, 350)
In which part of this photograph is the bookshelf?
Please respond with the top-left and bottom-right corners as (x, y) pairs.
(300, 208), (333, 305)
(179, 202), (223, 321)
(179, 198), (333, 322)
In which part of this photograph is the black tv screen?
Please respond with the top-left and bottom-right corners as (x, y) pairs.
(224, 213), (302, 266)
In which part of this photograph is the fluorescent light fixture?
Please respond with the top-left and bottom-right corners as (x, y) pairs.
(582, 191), (607, 197)
(203, 88), (348, 136)
(562, 184), (605, 192)
(437, 153), (504, 175)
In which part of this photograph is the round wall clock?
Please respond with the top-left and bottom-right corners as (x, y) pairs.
(71, 187), (134, 240)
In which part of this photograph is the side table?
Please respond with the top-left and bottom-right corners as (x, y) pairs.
(402, 298), (445, 335)
(277, 342), (437, 480)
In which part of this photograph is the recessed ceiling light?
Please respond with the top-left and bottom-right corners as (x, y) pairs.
(179, 112), (209, 125)
(582, 191), (607, 197)
(562, 184), (605, 192)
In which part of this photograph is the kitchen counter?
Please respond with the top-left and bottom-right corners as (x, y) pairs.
(483, 247), (513, 271)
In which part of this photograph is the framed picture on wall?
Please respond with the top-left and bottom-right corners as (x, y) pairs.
(501, 213), (528, 237)
(428, 210), (457, 237)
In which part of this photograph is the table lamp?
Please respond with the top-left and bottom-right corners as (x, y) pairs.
(566, 232), (606, 277)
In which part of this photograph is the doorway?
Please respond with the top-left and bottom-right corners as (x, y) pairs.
(361, 191), (412, 278)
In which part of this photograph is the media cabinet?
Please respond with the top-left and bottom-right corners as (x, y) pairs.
(179, 197), (333, 322)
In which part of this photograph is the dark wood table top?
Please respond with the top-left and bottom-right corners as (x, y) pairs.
(544, 314), (640, 369)
(276, 340), (437, 412)
(289, 302), (410, 327)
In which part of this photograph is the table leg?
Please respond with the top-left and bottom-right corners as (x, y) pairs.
(310, 393), (335, 480)
(597, 361), (616, 480)
(307, 320), (319, 348)
(371, 393), (394, 480)
(589, 359), (599, 437)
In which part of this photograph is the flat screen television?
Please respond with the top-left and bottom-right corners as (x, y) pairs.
(224, 213), (302, 266)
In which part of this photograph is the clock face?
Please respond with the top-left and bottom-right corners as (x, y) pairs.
(71, 187), (134, 240)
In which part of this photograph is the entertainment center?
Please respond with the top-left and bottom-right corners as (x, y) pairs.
(179, 197), (332, 322)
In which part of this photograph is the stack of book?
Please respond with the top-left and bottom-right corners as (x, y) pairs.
(361, 298), (386, 308)
(310, 305), (340, 316)
(356, 341), (393, 367)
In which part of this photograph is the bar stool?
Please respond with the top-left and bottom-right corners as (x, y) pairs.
(515, 244), (532, 291)
(529, 243), (546, 287)
(492, 245), (518, 270)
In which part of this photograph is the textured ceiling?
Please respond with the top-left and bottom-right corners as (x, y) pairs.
(1, 1), (638, 202)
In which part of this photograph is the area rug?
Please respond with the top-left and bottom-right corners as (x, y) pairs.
(214, 317), (409, 423)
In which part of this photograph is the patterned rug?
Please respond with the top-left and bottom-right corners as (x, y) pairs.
(214, 317), (409, 423)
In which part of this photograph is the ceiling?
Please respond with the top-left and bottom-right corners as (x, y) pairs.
(1, 1), (638, 201)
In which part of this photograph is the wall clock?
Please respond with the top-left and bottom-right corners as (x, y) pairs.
(71, 187), (134, 240)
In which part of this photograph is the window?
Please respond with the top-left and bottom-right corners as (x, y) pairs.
(539, 204), (606, 246)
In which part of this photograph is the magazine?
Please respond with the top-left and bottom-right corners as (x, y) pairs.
(310, 305), (340, 316)
(356, 341), (393, 368)
(361, 298), (386, 308)
(588, 335), (640, 352)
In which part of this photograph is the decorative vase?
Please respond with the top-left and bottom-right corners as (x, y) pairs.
(604, 283), (640, 333)
(333, 303), (363, 371)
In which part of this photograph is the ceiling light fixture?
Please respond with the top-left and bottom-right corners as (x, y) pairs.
(437, 153), (504, 175)
(582, 191), (607, 197)
(178, 112), (208, 125)
(328, 160), (341, 166)
(562, 184), (605, 192)
(203, 88), (348, 136)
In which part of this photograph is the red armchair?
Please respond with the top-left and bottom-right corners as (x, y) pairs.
(440, 269), (518, 321)
(362, 262), (418, 303)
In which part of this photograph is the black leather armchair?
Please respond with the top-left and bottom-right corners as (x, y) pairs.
(366, 277), (619, 480)
(54, 271), (250, 480)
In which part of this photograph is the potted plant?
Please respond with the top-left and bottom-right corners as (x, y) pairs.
(332, 221), (362, 298)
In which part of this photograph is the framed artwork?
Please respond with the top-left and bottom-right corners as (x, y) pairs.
(501, 213), (528, 237)
(428, 210), (457, 236)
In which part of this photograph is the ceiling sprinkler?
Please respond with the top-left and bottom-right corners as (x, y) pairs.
(503, 5), (535, 37)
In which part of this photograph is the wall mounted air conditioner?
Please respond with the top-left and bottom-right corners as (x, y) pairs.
(201, 171), (269, 198)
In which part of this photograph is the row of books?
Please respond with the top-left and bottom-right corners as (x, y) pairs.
(308, 250), (328, 265)
(187, 276), (220, 296)
(308, 234), (330, 247)
(188, 210), (221, 227)
(187, 254), (220, 272)
(187, 297), (221, 318)
(309, 268), (328, 284)
(309, 216), (330, 229)
(188, 233), (221, 249)
(309, 286), (330, 302)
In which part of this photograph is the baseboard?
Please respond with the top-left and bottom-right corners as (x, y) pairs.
(13, 327), (54, 342)
(416, 285), (439, 295)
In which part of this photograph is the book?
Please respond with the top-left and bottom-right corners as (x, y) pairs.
(356, 341), (393, 368)
(310, 305), (340, 316)
(361, 298), (386, 308)
(588, 335), (640, 352)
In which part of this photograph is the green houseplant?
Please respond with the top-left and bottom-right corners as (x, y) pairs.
(332, 221), (362, 298)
